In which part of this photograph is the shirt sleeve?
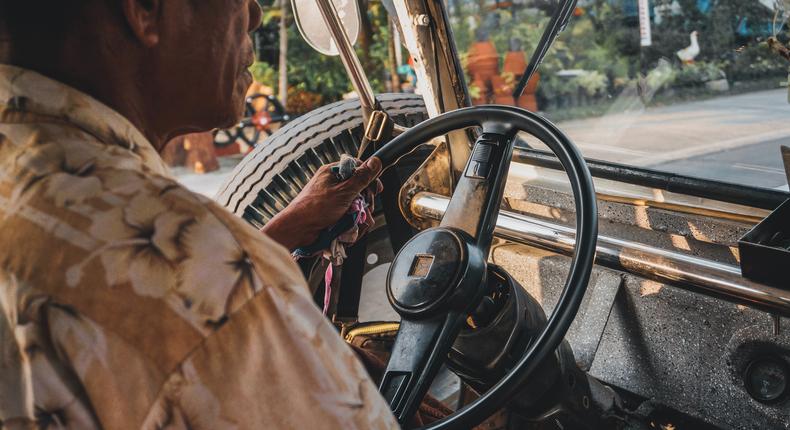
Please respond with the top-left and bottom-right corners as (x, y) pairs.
(140, 202), (399, 430)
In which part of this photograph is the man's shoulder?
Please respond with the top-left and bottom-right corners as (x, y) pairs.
(0, 120), (305, 368)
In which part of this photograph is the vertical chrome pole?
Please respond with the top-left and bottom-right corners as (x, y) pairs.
(314, 0), (377, 111)
(278, 0), (289, 110)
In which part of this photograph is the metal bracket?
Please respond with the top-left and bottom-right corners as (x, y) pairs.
(364, 110), (389, 142)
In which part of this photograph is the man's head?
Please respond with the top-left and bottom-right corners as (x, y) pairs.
(0, 0), (262, 148)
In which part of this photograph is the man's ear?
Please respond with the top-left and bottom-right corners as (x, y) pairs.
(120, 0), (162, 47)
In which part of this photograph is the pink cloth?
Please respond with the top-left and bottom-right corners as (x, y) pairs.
(323, 263), (334, 315)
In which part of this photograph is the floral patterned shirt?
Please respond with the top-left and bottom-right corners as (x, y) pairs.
(0, 65), (397, 430)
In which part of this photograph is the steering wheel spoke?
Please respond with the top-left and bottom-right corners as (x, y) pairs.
(440, 123), (516, 253)
(379, 313), (465, 423)
(381, 226), (488, 426)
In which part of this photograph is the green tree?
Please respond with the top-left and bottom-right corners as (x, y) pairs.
(252, 0), (392, 113)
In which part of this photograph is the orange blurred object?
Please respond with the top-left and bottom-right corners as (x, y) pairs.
(467, 41), (500, 82)
(490, 75), (515, 106)
(470, 78), (489, 105)
(490, 75), (512, 97)
(163, 132), (219, 173)
(502, 51), (527, 76)
(516, 73), (540, 111)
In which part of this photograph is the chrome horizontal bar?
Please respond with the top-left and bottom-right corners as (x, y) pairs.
(411, 192), (790, 317)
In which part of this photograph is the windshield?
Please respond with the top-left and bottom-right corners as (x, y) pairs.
(448, 0), (790, 190)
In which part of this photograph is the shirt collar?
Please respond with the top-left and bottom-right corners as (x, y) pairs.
(0, 64), (170, 176)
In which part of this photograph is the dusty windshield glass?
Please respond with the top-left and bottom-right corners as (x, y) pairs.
(448, 0), (790, 190)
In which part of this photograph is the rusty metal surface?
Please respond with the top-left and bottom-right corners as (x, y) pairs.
(397, 139), (453, 230)
(390, 0), (472, 177)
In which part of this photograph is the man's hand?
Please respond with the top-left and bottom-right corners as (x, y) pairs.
(261, 157), (383, 251)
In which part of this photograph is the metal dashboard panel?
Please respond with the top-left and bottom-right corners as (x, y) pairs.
(591, 273), (790, 429)
(398, 147), (790, 427)
(491, 244), (790, 429)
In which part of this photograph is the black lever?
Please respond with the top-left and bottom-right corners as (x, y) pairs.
(512, 0), (579, 100)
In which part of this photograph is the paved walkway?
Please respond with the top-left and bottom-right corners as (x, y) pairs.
(172, 154), (242, 198)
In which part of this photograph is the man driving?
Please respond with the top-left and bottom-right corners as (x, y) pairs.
(0, 0), (403, 428)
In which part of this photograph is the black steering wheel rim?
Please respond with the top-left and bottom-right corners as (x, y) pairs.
(370, 105), (598, 430)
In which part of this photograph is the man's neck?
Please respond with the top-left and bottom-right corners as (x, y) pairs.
(1, 42), (167, 151)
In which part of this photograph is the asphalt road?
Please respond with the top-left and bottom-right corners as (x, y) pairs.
(552, 88), (790, 189)
(652, 138), (789, 189)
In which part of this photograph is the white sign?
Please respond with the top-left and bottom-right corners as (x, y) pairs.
(638, 0), (652, 47)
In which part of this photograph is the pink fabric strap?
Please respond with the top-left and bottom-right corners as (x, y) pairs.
(323, 263), (334, 315)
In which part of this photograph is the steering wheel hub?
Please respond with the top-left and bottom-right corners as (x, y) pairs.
(387, 228), (472, 316)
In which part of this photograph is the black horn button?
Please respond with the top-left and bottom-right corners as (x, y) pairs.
(387, 228), (468, 316)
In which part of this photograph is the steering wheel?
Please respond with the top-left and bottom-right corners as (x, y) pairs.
(368, 105), (598, 429)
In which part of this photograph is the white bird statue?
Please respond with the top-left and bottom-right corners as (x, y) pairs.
(676, 31), (700, 64)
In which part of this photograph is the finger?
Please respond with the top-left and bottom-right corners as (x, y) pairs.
(348, 156), (382, 189)
(314, 161), (342, 184)
(316, 163), (335, 175)
(368, 178), (384, 194)
(364, 176), (382, 194)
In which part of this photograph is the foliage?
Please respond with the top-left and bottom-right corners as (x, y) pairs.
(361, 0), (391, 94)
(286, 86), (325, 114)
(252, 0), (790, 116)
(538, 0), (787, 110)
(255, 0), (392, 112)
(575, 70), (609, 96)
(284, 27), (353, 102)
(644, 59), (676, 91)
(249, 61), (276, 86)
(468, 81), (483, 100)
(727, 41), (788, 82)
(488, 8), (547, 61)
(673, 61), (725, 86)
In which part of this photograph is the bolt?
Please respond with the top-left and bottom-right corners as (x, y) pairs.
(413, 14), (430, 26)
